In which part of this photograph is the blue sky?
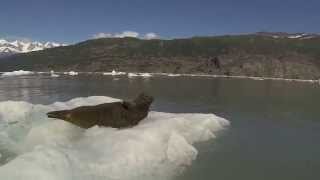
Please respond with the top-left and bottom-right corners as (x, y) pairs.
(1, 0), (319, 43)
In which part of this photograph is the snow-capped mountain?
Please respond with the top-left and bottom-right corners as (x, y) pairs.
(0, 39), (66, 57)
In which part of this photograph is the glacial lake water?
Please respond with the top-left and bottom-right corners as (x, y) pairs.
(0, 73), (320, 180)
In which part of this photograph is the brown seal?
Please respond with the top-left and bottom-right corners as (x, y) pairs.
(47, 93), (154, 129)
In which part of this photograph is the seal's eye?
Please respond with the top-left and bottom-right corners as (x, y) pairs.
(66, 114), (72, 119)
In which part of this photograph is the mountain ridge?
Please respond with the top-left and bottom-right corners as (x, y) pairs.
(0, 32), (320, 79)
(0, 39), (66, 56)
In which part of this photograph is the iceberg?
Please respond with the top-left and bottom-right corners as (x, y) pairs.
(0, 96), (229, 180)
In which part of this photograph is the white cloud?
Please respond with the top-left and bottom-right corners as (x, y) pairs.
(144, 33), (159, 40)
(114, 31), (139, 38)
(92, 31), (139, 39)
(92, 31), (160, 40)
(92, 33), (113, 39)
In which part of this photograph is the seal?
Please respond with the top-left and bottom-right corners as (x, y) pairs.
(47, 93), (154, 129)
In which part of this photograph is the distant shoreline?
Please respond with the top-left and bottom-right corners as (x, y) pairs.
(1, 70), (319, 84)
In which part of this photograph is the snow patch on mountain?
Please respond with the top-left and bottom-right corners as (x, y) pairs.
(0, 39), (66, 56)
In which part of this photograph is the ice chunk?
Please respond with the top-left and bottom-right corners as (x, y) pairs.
(2, 70), (34, 77)
(67, 71), (78, 76)
(128, 72), (139, 77)
(51, 74), (60, 77)
(103, 70), (126, 76)
(140, 73), (152, 78)
(168, 73), (181, 77)
(0, 96), (229, 180)
(50, 70), (60, 77)
(128, 73), (152, 78)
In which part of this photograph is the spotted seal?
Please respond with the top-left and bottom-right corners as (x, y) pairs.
(47, 93), (154, 129)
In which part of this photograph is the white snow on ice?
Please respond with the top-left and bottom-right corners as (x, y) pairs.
(0, 96), (229, 180)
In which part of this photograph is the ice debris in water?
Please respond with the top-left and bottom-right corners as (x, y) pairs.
(1, 70), (34, 77)
(128, 73), (152, 78)
(66, 71), (78, 76)
(0, 96), (229, 180)
(50, 70), (60, 77)
(60, 71), (78, 76)
(103, 70), (126, 76)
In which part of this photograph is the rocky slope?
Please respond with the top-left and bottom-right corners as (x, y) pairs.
(0, 33), (320, 79)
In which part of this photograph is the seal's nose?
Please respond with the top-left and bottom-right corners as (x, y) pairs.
(47, 110), (69, 120)
(47, 111), (59, 118)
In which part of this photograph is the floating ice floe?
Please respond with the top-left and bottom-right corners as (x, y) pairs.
(67, 71), (78, 76)
(51, 74), (60, 77)
(103, 70), (126, 76)
(128, 73), (139, 77)
(140, 73), (152, 77)
(50, 70), (60, 77)
(37, 72), (47, 74)
(1, 70), (34, 77)
(0, 96), (229, 180)
(128, 73), (152, 78)
(250, 77), (264, 81)
(167, 73), (181, 77)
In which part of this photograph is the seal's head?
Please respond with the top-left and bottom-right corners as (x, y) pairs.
(134, 93), (154, 107)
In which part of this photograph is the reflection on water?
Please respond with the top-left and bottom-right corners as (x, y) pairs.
(0, 74), (320, 180)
